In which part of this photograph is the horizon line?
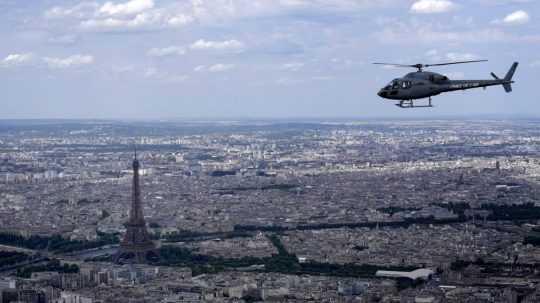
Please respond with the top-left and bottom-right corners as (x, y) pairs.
(1, 114), (540, 124)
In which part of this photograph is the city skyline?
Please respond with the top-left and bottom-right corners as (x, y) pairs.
(0, 0), (538, 119)
(2, 119), (540, 301)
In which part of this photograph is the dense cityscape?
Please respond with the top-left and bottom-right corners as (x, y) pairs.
(1, 119), (540, 302)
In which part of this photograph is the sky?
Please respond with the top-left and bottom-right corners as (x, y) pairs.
(0, 0), (539, 119)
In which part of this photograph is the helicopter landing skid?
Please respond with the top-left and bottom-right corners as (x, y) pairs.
(396, 98), (433, 109)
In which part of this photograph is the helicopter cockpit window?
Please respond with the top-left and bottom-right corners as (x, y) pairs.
(391, 80), (400, 89)
(401, 81), (411, 89)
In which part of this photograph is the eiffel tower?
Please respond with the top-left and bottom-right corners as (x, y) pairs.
(115, 153), (159, 263)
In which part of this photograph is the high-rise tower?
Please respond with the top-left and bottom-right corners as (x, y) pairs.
(115, 155), (158, 263)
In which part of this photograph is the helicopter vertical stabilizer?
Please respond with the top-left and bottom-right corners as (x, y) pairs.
(502, 62), (518, 93)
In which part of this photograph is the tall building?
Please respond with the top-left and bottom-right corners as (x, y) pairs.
(115, 155), (159, 264)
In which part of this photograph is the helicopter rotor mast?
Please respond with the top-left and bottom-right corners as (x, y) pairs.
(373, 60), (488, 72)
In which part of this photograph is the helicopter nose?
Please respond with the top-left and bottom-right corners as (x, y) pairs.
(378, 90), (388, 98)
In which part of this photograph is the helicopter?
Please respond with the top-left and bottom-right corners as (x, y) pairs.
(374, 60), (518, 108)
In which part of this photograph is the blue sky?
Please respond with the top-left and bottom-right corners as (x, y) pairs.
(0, 0), (538, 119)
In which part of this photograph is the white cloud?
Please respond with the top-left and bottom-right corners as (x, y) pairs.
(47, 0), (393, 32)
(209, 64), (235, 72)
(44, 2), (98, 19)
(410, 0), (456, 14)
(167, 14), (195, 27)
(276, 77), (305, 86)
(194, 65), (206, 72)
(111, 65), (135, 73)
(81, 11), (163, 30)
(312, 75), (334, 81)
(45, 0), (399, 32)
(328, 58), (359, 70)
(169, 75), (189, 82)
(425, 49), (439, 57)
(190, 39), (245, 51)
(99, 0), (154, 16)
(378, 16), (540, 46)
(190, 0), (399, 23)
(144, 67), (188, 82)
(280, 62), (304, 71)
(445, 52), (480, 61)
(1, 53), (33, 66)
(195, 64), (236, 72)
(43, 55), (94, 69)
(426, 50), (481, 62)
(503, 10), (530, 25)
(80, 11), (194, 31)
(190, 0), (279, 21)
(144, 67), (159, 77)
(47, 1), (193, 31)
(147, 46), (186, 57)
(376, 22), (509, 45)
(48, 35), (78, 45)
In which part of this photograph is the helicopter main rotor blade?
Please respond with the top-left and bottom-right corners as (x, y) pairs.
(424, 60), (488, 68)
(372, 63), (416, 68)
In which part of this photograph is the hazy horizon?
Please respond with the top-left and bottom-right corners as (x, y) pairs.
(2, 113), (540, 123)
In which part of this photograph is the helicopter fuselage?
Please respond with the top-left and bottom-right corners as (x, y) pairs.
(377, 71), (510, 101)
(374, 61), (518, 108)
